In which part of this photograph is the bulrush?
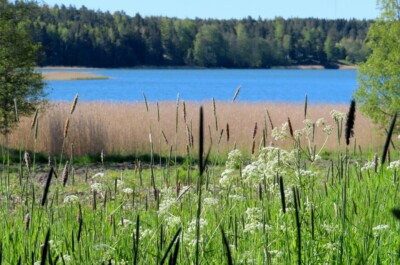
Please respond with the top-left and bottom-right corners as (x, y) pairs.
(345, 100), (356, 146)
(24, 213), (30, 230)
(70, 93), (78, 115)
(24, 151), (31, 171)
(62, 161), (69, 187)
(63, 118), (70, 138)
(226, 123), (230, 142)
(31, 108), (39, 129)
(232, 86), (241, 102)
(288, 117), (294, 138)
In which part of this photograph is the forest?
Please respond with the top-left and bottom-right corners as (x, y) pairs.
(12, 1), (372, 68)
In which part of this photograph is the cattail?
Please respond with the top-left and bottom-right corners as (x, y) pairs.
(374, 153), (379, 173)
(186, 124), (191, 147)
(62, 161), (69, 187)
(162, 130), (169, 145)
(304, 94), (308, 119)
(63, 118), (70, 138)
(266, 110), (274, 129)
(232, 86), (241, 102)
(47, 154), (51, 168)
(77, 204), (82, 222)
(251, 141), (256, 155)
(212, 97), (218, 131)
(31, 108), (39, 129)
(70, 93), (78, 115)
(279, 176), (286, 214)
(24, 151), (31, 171)
(24, 213), (30, 230)
(109, 214), (113, 225)
(345, 100), (356, 146)
(218, 129), (224, 145)
(252, 122), (258, 139)
(288, 118), (294, 138)
(226, 123), (230, 142)
(142, 92), (149, 112)
(183, 101), (187, 123)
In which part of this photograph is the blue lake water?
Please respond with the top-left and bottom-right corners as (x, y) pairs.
(44, 69), (358, 103)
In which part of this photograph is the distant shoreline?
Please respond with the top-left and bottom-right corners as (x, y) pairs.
(38, 64), (358, 71)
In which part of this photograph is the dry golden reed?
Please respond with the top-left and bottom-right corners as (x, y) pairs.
(7, 101), (383, 157)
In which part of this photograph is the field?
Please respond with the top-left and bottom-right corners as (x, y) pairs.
(1, 98), (399, 264)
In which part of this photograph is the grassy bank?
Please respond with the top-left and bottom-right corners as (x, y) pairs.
(7, 101), (382, 159)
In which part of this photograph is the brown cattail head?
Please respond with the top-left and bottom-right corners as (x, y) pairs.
(374, 153), (379, 173)
(226, 123), (230, 142)
(63, 118), (70, 138)
(251, 140), (256, 155)
(266, 110), (274, 129)
(232, 86), (241, 102)
(31, 108), (39, 130)
(109, 214), (113, 225)
(288, 118), (294, 138)
(24, 151), (31, 171)
(161, 130), (169, 145)
(62, 161), (69, 187)
(252, 122), (258, 139)
(70, 93), (79, 115)
(183, 101), (187, 123)
(77, 204), (82, 222)
(24, 213), (30, 230)
(345, 100), (356, 146)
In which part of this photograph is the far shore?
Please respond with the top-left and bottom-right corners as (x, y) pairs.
(38, 64), (358, 71)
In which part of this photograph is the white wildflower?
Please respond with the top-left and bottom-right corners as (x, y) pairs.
(165, 215), (181, 227)
(219, 168), (236, 187)
(271, 122), (288, 141)
(245, 207), (262, 221)
(203, 197), (219, 207)
(119, 219), (132, 226)
(387, 160), (400, 170)
(63, 195), (79, 204)
(330, 110), (346, 122)
(372, 224), (389, 232)
(244, 222), (273, 234)
(323, 242), (338, 250)
(296, 170), (317, 178)
(303, 119), (313, 128)
(90, 183), (103, 193)
(228, 194), (244, 201)
(323, 125), (333, 135)
(158, 198), (176, 216)
(316, 118), (326, 127)
(122, 188), (134, 195)
(226, 149), (242, 169)
(92, 172), (105, 179)
(361, 161), (375, 171)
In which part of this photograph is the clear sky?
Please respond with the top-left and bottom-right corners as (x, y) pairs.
(40, 0), (380, 20)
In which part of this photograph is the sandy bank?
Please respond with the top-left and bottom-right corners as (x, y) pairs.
(42, 71), (109, 80)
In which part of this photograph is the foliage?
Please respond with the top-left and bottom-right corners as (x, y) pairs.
(355, 0), (400, 129)
(0, 0), (45, 136)
(5, 2), (372, 68)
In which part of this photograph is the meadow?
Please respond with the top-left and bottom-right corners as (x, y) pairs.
(1, 96), (399, 264)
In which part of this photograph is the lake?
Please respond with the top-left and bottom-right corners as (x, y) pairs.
(44, 69), (358, 103)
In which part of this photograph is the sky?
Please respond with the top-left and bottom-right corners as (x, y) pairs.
(40, 0), (380, 20)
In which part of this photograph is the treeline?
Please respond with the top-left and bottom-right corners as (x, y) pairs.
(10, 1), (372, 68)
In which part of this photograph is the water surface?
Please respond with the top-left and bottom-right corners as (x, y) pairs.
(44, 69), (357, 103)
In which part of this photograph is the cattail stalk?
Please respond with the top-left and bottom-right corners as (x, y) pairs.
(232, 86), (241, 102)
(382, 112), (397, 165)
(70, 93), (78, 115)
(345, 100), (356, 146)
(62, 161), (69, 187)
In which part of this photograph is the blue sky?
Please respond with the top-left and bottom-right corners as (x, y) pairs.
(41, 0), (380, 20)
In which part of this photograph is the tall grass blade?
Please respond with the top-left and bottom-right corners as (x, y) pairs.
(41, 167), (53, 206)
(169, 238), (180, 265)
(382, 112), (397, 165)
(160, 227), (182, 265)
(279, 176), (286, 213)
(40, 228), (51, 265)
(133, 215), (140, 265)
(220, 227), (233, 265)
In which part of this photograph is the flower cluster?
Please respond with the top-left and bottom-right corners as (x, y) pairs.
(330, 109), (346, 122)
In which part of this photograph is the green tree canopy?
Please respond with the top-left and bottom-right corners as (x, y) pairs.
(354, 0), (400, 129)
(0, 0), (45, 136)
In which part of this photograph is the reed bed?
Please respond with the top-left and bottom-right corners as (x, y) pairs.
(7, 101), (382, 157)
